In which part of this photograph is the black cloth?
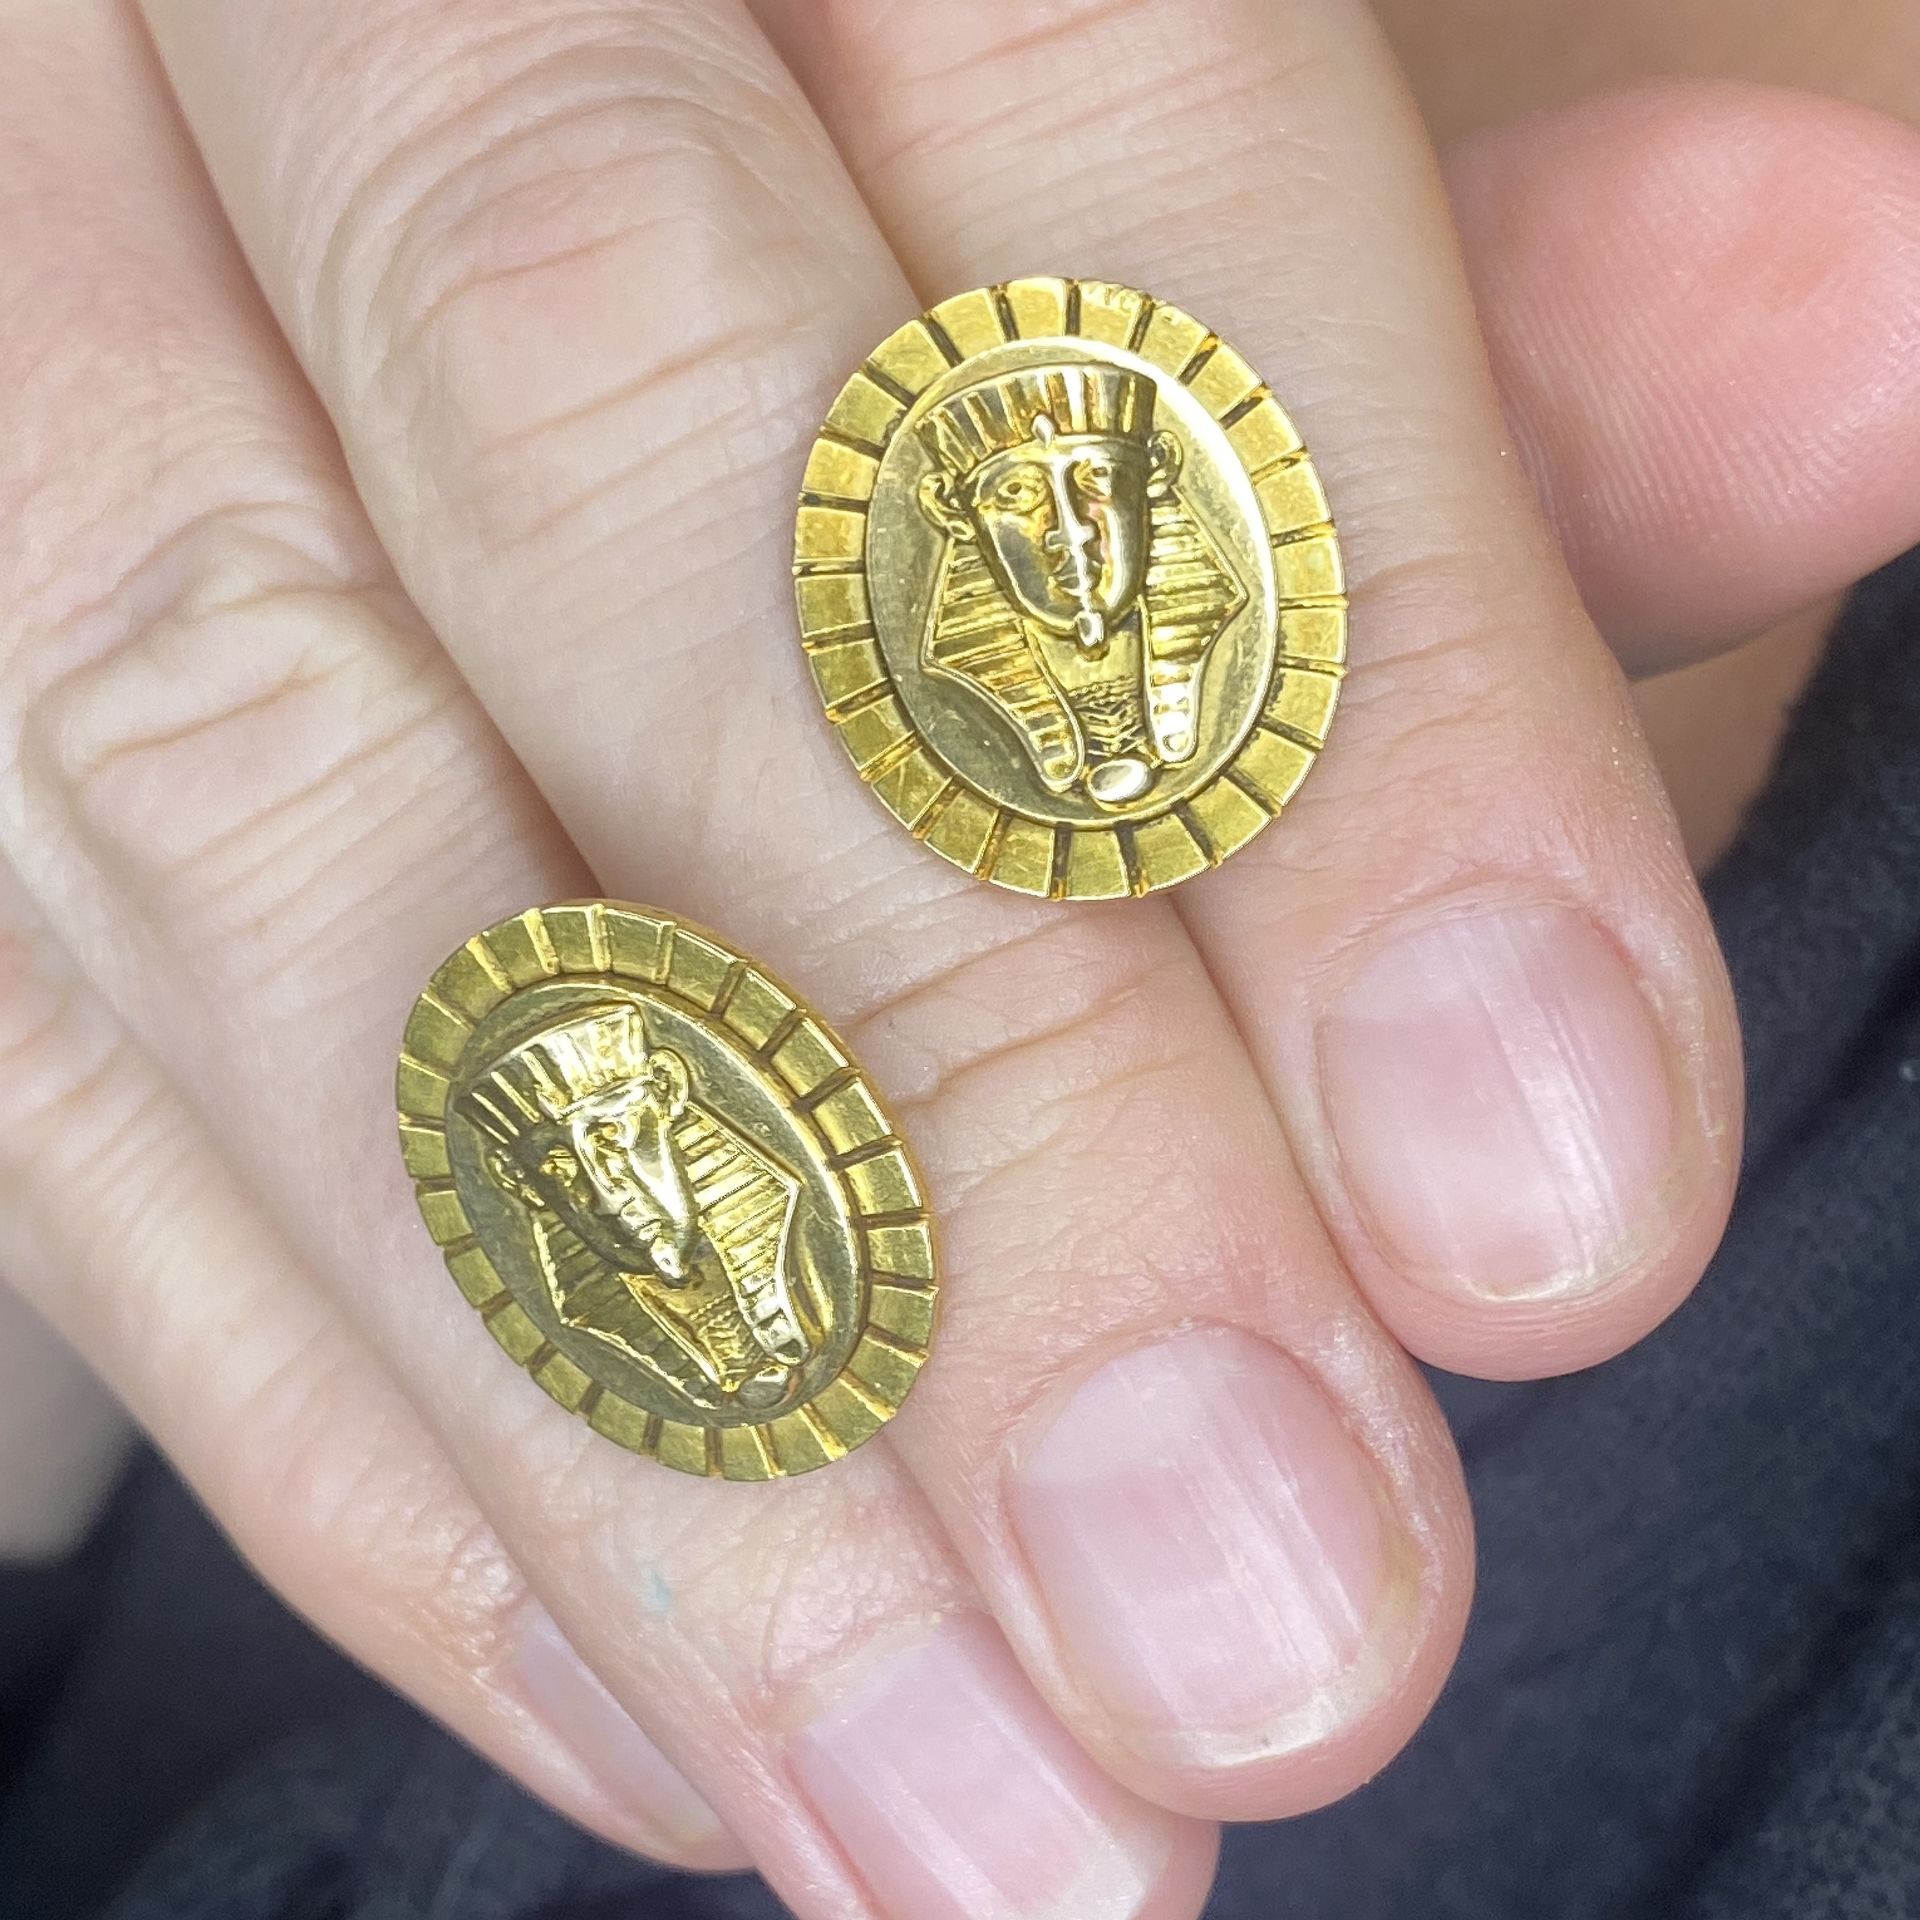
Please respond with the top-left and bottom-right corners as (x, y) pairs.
(4, 551), (1919, 1920)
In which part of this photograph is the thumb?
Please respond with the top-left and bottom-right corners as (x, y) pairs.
(1449, 80), (1920, 674)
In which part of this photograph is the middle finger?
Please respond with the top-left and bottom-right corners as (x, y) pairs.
(142, 0), (1472, 1813)
(753, 0), (1746, 1376)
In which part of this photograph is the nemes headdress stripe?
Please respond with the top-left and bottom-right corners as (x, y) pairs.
(918, 363), (1156, 477)
(463, 1004), (651, 1144)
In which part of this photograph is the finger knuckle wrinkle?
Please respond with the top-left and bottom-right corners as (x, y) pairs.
(0, 937), (106, 1142)
(883, 0), (1268, 140)
(499, 1422), (940, 1698)
(326, 36), (820, 466)
(21, 512), (439, 897)
(850, 915), (1191, 1127)
(916, 0), (1158, 76)
(252, 1362), (533, 1673)
(671, 1487), (946, 1698)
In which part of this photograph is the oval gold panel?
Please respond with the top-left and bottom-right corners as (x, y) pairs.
(396, 904), (936, 1481)
(794, 278), (1347, 899)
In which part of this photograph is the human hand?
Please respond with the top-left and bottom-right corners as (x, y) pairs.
(3, 4), (1919, 1916)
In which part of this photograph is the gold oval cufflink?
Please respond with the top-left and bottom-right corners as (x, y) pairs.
(795, 278), (1348, 899)
(397, 904), (935, 1479)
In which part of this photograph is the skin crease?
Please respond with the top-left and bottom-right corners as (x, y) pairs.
(0, 3), (1918, 1917)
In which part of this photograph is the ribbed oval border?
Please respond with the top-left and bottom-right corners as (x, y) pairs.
(396, 902), (936, 1480)
(793, 277), (1348, 899)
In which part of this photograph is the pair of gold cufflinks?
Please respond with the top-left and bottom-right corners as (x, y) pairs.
(396, 281), (1347, 1479)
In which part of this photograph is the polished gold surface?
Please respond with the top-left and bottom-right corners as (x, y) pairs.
(795, 279), (1347, 898)
(397, 905), (935, 1479)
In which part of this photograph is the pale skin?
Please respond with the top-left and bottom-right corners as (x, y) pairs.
(3, 5), (1920, 1919)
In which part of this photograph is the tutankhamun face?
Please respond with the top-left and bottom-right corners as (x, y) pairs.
(460, 1004), (813, 1411)
(928, 416), (1175, 639)
(916, 363), (1245, 811)
(503, 1045), (701, 1280)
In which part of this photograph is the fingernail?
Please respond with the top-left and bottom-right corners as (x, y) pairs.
(1009, 1329), (1404, 1764)
(517, 1608), (737, 1864)
(1320, 902), (1677, 1300)
(790, 1616), (1177, 1920)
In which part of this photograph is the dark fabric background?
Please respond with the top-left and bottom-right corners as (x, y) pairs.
(4, 551), (1918, 1920)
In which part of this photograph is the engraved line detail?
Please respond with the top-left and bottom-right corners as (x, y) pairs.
(856, 729), (924, 788)
(707, 958), (750, 1024)
(815, 423), (889, 460)
(908, 775), (963, 840)
(1047, 825), (1072, 902)
(1271, 520), (1338, 549)
(1247, 446), (1312, 482)
(524, 910), (561, 977)
(798, 491), (874, 515)
(465, 936), (513, 993)
(757, 1007), (807, 1064)
(868, 1269), (938, 1296)
(975, 806), (1012, 882)
(418, 987), (473, 1032)
(1175, 801), (1219, 867)
(799, 619), (878, 656)
(858, 1207), (931, 1232)
(587, 902), (611, 974)
(1125, 293), (1157, 353)
(838, 1370), (896, 1422)
(825, 680), (897, 726)
(1224, 764), (1281, 818)
(829, 1136), (908, 1171)
(991, 284), (1021, 341)
(798, 1064), (863, 1112)
(862, 1324), (931, 1363)
(1221, 390), (1271, 430)
(1178, 335), (1221, 384)
(799, 1401), (848, 1460)
(1259, 716), (1327, 754)
(921, 315), (964, 366)
(862, 360), (919, 408)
